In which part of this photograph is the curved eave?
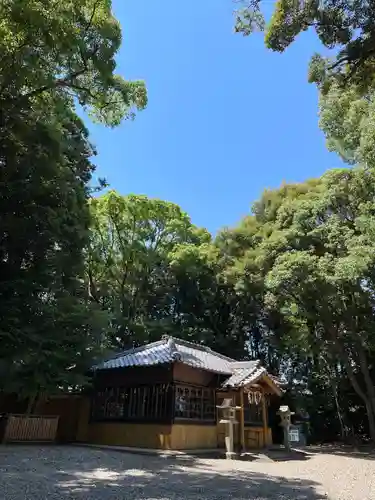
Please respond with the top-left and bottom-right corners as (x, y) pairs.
(224, 371), (283, 397)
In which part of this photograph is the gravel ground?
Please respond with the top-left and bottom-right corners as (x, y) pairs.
(0, 445), (374, 500)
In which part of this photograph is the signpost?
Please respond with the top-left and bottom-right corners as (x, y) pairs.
(289, 428), (299, 443)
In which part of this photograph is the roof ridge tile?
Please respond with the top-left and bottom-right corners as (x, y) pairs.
(170, 337), (236, 361)
(108, 339), (165, 361)
(95, 335), (238, 372)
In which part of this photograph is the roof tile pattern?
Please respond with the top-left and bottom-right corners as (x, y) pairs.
(94, 336), (235, 374)
(221, 362), (266, 388)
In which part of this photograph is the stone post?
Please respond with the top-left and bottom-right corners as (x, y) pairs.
(277, 405), (294, 452)
(217, 398), (241, 460)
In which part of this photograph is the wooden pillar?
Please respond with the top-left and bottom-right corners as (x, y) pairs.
(240, 387), (245, 452)
(261, 389), (268, 448)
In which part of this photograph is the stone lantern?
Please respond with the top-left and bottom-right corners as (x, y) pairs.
(217, 398), (241, 460)
(277, 405), (295, 452)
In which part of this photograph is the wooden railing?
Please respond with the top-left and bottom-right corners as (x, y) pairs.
(2, 414), (59, 443)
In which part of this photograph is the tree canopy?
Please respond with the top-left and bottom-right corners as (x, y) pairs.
(0, 0), (147, 125)
(234, 0), (375, 89)
(0, 0), (146, 406)
(218, 166), (375, 441)
(87, 191), (210, 347)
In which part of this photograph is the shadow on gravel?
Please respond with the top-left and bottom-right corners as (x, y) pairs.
(305, 444), (375, 461)
(0, 445), (327, 499)
(262, 449), (312, 462)
(190, 448), (312, 463)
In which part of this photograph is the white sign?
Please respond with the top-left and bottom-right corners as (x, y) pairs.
(289, 429), (299, 442)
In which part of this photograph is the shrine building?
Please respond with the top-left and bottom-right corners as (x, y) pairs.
(75, 335), (283, 451)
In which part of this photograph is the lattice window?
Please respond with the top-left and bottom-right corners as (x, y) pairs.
(106, 388), (125, 418)
(91, 384), (172, 422)
(174, 385), (215, 421)
(244, 395), (263, 425)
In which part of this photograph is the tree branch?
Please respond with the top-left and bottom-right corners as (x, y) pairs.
(7, 45), (100, 106)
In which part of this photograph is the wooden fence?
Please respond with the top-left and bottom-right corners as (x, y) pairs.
(2, 414), (59, 443)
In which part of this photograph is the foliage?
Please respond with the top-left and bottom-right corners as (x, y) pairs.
(87, 191), (210, 346)
(234, 0), (375, 88)
(0, 0), (146, 403)
(231, 2), (375, 441)
(86, 191), (256, 359)
(0, 0), (147, 126)
(233, 0), (375, 172)
(222, 168), (375, 441)
(317, 80), (375, 171)
(0, 92), (108, 400)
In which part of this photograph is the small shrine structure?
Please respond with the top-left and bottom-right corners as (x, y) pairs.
(75, 335), (283, 451)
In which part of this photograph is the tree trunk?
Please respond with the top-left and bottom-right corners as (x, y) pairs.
(328, 330), (375, 441)
(345, 363), (375, 441)
(366, 401), (375, 442)
(331, 379), (346, 441)
(357, 343), (375, 415)
(322, 355), (347, 441)
(26, 392), (38, 415)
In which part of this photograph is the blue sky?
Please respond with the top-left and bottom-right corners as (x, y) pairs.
(86, 0), (344, 234)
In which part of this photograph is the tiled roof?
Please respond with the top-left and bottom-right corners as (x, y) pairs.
(93, 336), (235, 374)
(93, 336), (282, 394)
(221, 361), (265, 388)
(222, 361), (283, 395)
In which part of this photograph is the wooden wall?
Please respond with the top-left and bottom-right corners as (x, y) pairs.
(36, 395), (82, 443)
(172, 363), (217, 387)
(0, 393), (28, 414)
(76, 396), (172, 449)
(217, 426), (272, 449)
(87, 422), (173, 449)
(94, 364), (173, 389)
(80, 420), (221, 451)
(76, 392), (218, 450)
(75, 397), (88, 442)
(94, 362), (221, 390)
(75, 364), (220, 450)
(79, 419), (270, 451)
(170, 424), (217, 450)
(68, 389), (273, 450)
